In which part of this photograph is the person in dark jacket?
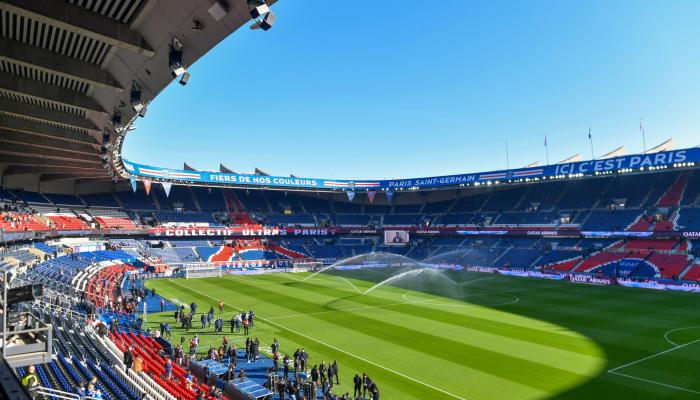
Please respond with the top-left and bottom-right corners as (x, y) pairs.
(332, 360), (339, 385)
(327, 364), (335, 388)
(224, 364), (235, 382)
(319, 361), (327, 382)
(310, 365), (319, 384)
(353, 374), (362, 398)
(123, 346), (134, 371)
(370, 381), (379, 400)
(362, 373), (370, 397)
(277, 379), (287, 400)
(283, 354), (290, 379)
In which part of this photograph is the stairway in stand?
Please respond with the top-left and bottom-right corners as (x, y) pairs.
(223, 189), (254, 225)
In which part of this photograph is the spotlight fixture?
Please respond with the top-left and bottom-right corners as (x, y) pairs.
(130, 82), (144, 112)
(248, 0), (270, 18)
(248, 0), (275, 31)
(179, 72), (190, 86)
(169, 38), (190, 85)
(259, 11), (275, 30)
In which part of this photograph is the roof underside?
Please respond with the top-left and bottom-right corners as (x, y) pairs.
(0, 0), (260, 188)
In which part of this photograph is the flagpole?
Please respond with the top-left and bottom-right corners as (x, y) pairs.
(641, 117), (647, 153)
(545, 135), (549, 165)
(588, 127), (594, 160)
(506, 139), (510, 170)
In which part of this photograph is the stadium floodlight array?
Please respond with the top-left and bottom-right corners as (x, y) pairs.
(169, 37), (190, 86)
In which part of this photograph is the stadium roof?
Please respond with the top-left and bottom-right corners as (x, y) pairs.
(0, 0), (270, 186)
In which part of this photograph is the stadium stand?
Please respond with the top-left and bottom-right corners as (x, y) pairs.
(657, 171), (691, 207)
(80, 194), (120, 208)
(676, 207), (700, 230)
(681, 171), (700, 205)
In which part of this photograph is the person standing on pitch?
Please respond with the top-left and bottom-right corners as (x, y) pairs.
(243, 317), (249, 335)
(327, 363), (335, 389)
(332, 360), (339, 385)
(353, 374), (362, 398)
(362, 373), (370, 397)
(319, 361), (327, 384)
(300, 348), (308, 372)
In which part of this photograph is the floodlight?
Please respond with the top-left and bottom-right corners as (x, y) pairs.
(169, 38), (190, 85)
(130, 83), (144, 112)
(179, 72), (190, 86)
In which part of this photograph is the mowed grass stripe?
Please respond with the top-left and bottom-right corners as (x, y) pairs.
(287, 280), (603, 356)
(206, 276), (599, 393)
(241, 278), (604, 376)
(158, 278), (554, 399)
(147, 282), (445, 400)
(161, 278), (477, 400)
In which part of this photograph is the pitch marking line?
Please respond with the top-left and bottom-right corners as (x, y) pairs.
(608, 371), (700, 396)
(608, 337), (700, 373)
(607, 333), (700, 396)
(270, 280), (543, 320)
(168, 279), (468, 400)
(334, 276), (363, 294)
(663, 326), (700, 347)
(399, 283), (560, 308)
(402, 292), (520, 307)
(267, 299), (423, 320)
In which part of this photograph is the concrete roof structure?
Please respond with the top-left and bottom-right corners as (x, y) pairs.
(0, 0), (273, 190)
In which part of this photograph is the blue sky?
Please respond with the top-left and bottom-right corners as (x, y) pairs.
(124, 0), (700, 180)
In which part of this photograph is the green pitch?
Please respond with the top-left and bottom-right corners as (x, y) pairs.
(144, 270), (700, 399)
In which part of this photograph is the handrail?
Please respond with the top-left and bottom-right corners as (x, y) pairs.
(31, 386), (102, 400)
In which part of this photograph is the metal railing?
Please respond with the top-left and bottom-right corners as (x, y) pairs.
(29, 386), (102, 400)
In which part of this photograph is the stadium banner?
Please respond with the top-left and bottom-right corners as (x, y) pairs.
(462, 267), (700, 293)
(123, 147), (700, 190)
(145, 225), (698, 238)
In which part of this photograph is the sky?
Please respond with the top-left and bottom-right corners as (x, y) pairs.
(123, 0), (700, 180)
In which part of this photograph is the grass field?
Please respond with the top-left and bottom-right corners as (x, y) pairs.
(144, 269), (700, 399)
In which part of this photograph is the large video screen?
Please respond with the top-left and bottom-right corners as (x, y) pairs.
(384, 230), (409, 246)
